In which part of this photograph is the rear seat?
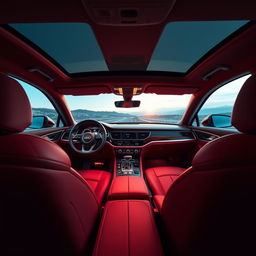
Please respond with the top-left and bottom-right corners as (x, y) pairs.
(93, 200), (164, 256)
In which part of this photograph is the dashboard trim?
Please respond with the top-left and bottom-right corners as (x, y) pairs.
(106, 138), (196, 148)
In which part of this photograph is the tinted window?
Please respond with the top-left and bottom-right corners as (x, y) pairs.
(194, 74), (250, 128)
(16, 79), (63, 129)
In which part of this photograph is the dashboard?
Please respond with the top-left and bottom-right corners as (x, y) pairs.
(61, 123), (195, 147)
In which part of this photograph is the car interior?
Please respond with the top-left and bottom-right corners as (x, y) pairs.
(0, 1), (256, 255)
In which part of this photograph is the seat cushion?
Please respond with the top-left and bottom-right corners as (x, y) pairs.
(79, 170), (111, 204)
(93, 200), (164, 256)
(145, 166), (185, 195)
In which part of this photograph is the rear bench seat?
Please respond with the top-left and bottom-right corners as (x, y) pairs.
(93, 200), (164, 256)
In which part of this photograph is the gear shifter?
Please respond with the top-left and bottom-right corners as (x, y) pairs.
(121, 155), (134, 175)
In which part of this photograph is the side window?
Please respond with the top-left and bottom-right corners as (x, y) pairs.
(15, 78), (64, 129)
(193, 74), (250, 129)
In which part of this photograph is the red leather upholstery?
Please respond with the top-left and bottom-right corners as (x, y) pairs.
(108, 176), (149, 200)
(79, 170), (111, 204)
(161, 75), (256, 255)
(145, 166), (185, 195)
(0, 74), (31, 132)
(0, 134), (99, 256)
(93, 200), (164, 256)
(0, 133), (71, 170)
(0, 74), (108, 255)
(153, 195), (164, 211)
(232, 75), (256, 133)
(192, 133), (256, 169)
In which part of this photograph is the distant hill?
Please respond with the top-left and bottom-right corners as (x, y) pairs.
(32, 105), (233, 124)
(198, 105), (232, 116)
(32, 108), (134, 123)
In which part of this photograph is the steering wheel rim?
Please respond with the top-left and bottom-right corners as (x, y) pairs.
(69, 120), (107, 154)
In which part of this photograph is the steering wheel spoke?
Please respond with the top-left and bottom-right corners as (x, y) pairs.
(95, 132), (103, 140)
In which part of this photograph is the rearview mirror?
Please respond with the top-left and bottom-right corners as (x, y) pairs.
(29, 115), (55, 129)
(201, 114), (231, 128)
(115, 100), (141, 108)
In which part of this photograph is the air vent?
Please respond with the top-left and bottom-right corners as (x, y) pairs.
(111, 132), (121, 139)
(138, 132), (150, 139)
(45, 131), (63, 142)
(61, 129), (71, 141)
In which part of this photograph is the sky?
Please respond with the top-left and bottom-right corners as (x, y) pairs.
(17, 74), (250, 115)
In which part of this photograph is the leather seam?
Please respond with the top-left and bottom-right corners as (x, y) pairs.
(153, 168), (165, 195)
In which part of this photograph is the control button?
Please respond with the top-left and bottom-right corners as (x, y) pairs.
(117, 149), (122, 154)
(126, 149), (130, 154)
(134, 149), (139, 154)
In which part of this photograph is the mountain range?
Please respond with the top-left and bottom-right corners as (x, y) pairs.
(32, 105), (233, 124)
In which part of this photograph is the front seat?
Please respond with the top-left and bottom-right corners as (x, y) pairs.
(0, 74), (109, 255)
(161, 75), (256, 255)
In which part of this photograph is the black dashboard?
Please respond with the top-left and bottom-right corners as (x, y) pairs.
(61, 123), (195, 147)
(105, 123), (195, 146)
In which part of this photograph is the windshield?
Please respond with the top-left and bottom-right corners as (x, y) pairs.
(65, 94), (191, 124)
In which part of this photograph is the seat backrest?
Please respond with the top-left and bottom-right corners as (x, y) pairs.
(0, 74), (99, 255)
(161, 75), (256, 255)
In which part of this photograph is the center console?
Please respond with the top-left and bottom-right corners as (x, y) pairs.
(115, 148), (141, 176)
(107, 147), (148, 200)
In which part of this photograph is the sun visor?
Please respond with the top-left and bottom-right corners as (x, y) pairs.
(58, 86), (111, 95)
(144, 86), (199, 95)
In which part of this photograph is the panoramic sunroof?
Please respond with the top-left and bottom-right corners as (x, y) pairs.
(148, 20), (249, 73)
(9, 23), (108, 73)
(8, 21), (249, 75)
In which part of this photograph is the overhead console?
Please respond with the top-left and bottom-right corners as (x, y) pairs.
(82, 0), (176, 25)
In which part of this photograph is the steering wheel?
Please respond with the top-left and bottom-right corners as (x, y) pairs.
(69, 120), (107, 154)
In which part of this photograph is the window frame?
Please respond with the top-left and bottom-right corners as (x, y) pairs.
(11, 75), (67, 129)
(190, 73), (250, 127)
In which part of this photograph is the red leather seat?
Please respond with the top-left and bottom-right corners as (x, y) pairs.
(0, 74), (110, 255)
(161, 75), (256, 255)
(79, 170), (111, 204)
(145, 166), (185, 196)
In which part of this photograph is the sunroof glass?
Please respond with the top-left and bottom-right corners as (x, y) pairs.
(9, 21), (249, 75)
(9, 23), (108, 73)
(148, 20), (249, 73)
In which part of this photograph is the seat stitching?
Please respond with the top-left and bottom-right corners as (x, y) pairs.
(153, 168), (165, 195)
(158, 174), (180, 178)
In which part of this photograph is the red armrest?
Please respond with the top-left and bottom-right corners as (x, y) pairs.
(93, 200), (164, 256)
(108, 176), (149, 200)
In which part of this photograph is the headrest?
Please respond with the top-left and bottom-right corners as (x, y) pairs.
(192, 134), (256, 170)
(0, 74), (32, 133)
(232, 75), (256, 133)
(0, 134), (71, 171)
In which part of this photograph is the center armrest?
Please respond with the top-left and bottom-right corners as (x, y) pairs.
(108, 176), (149, 200)
(93, 200), (164, 256)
